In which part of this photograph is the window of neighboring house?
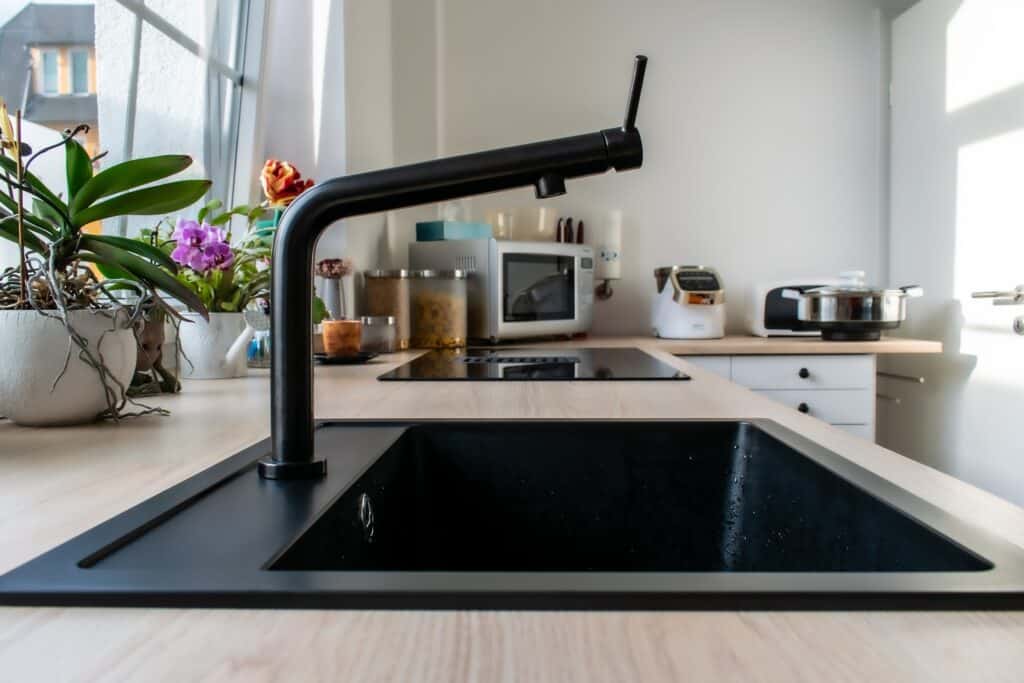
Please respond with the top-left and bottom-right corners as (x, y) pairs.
(95, 0), (267, 236)
(40, 50), (59, 94)
(71, 50), (89, 94)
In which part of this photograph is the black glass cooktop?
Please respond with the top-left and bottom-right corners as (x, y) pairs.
(378, 347), (690, 381)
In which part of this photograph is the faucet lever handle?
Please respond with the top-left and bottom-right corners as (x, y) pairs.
(623, 55), (648, 131)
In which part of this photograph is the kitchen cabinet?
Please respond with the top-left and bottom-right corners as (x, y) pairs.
(678, 354), (876, 440)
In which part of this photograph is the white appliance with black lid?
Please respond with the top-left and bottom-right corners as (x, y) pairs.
(651, 266), (725, 339)
(747, 276), (844, 337)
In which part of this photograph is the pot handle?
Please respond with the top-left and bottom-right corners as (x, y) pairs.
(900, 285), (924, 298)
(781, 288), (803, 300)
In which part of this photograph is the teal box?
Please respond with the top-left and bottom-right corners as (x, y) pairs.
(415, 221), (493, 241)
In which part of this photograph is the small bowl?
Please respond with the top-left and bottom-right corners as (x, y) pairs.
(321, 319), (362, 357)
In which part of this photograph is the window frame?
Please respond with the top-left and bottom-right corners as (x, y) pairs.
(110, 0), (268, 236)
(69, 48), (90, 95)
(39, 49), (59, 95)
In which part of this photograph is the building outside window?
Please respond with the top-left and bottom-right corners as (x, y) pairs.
(70, 48), (89, 94)
(40, 48), (58, 94)
(0, 1), (265, 237)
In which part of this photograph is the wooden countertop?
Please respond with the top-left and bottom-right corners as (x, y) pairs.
(0, 339), (1019, 681)
(643, 334), (942, 355)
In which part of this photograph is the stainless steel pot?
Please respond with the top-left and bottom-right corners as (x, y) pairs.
(781, 285), (923, 341)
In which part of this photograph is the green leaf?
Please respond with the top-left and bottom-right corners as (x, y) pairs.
(70, 154), (193, 214)
(32, 197), (64, 227)
(0, 156), (67, 215)
(80, 233), (178, 273)
(71, 179), (212, 227)
(0, 192), (59, 239)
(209, 212), (233, 226)
(85, 257), (133, 281)
(312, 295), (328, 324)
(83, 240), (209, 320)
(65, 138), (93, 202)
(197, 198), (222, 223)
(0, 215), (46, 254)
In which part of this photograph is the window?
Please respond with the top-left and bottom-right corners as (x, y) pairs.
(41, 50), (58, 94)
(71, 49), (89, 94)
(95, 0), (267, 236)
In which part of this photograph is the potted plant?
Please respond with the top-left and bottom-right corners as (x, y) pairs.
(143, 202), (271, 379)
(0, 103), (210, 425)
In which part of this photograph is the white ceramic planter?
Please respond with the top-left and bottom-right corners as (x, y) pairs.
(0, 309), (138, 426)
(176, 312), (252, 380)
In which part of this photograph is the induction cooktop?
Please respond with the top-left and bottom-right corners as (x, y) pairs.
(377, 347), (690, 381)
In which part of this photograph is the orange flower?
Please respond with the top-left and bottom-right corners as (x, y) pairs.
(260, 159), (314, 207)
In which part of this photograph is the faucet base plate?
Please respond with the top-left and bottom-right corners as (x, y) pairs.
(257, 457), (327, 480)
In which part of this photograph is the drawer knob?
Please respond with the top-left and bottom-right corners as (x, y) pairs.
(798, 402), (810, 414)
(798, 367), (810, 379)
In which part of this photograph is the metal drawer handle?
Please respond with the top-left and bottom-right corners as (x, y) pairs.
(877, 371), (924, 384)
(798, 367), (810, 379)
(797, 402), (810, 414)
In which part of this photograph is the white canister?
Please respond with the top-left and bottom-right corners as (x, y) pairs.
(176, 312), (253, 380)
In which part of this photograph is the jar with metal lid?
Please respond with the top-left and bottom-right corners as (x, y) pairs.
(409, 270), (468, 349)
(363, 270), (410, 350)
(359, 315), (398, 353)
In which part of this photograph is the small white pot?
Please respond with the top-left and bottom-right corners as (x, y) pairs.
(0, 309), (138, 426)
(176, 312), (252, 380)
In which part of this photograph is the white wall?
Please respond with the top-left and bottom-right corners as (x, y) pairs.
(382, 0), (889, 334)
(259, 0), (891, 331)
(881, 0), (1024, 506)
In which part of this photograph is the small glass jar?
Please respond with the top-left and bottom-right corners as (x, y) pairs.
(363, 270), (410, 350)
(359, 316), (397, 353)
(410, 270), (468, 349)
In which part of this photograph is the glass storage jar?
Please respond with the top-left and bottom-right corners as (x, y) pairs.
(359, 316), (398, 353)
(410, 270), (468, 349)
(363, 270), (410, 350)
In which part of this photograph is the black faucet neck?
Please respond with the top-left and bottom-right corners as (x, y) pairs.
(259, 56), (648, 480)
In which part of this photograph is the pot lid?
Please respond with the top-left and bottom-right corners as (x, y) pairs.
(798, 284), (923, 298)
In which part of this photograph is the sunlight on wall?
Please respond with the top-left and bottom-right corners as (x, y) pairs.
(954, 128), (1024, 379)
(312, 0), (329, 160)
(946, 0), (1024, 112)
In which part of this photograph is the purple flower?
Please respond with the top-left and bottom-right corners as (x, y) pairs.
(202, 240), (235, 271)
(170, 218), (234, 273)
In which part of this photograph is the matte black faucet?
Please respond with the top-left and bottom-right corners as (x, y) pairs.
(259, 55), (649, 479)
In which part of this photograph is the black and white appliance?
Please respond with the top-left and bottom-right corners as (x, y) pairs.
(410, 239), (594, 343)
(747, 276), (844, 337)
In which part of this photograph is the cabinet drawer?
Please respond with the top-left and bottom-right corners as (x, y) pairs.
(675, 355), (731, 379)
(732, 355), (874, 390)
(756, 389), (874, 424)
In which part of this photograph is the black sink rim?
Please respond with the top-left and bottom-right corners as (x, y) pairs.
(3, 419), (1024, 611)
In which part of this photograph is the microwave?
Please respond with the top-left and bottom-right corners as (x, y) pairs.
(410, 239), (594, 342)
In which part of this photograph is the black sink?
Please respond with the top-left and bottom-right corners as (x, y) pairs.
(272, 422), (986, 573)
(2, 420), (1022, 610)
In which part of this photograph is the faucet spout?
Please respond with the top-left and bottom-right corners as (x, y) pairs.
(259, 55), (649, 479)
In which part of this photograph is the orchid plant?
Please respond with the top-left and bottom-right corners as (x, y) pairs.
(139, 160), (324, 318)
(141, 201), (270, 314)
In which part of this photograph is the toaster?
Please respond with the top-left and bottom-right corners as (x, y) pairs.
(747, 278), (841, 337)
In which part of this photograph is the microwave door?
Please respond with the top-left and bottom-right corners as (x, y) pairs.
(503, 254), (575, 322)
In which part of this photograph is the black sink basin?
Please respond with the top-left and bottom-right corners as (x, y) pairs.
(272, 422), (986, 573)
(2, 420), (1022, 610)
